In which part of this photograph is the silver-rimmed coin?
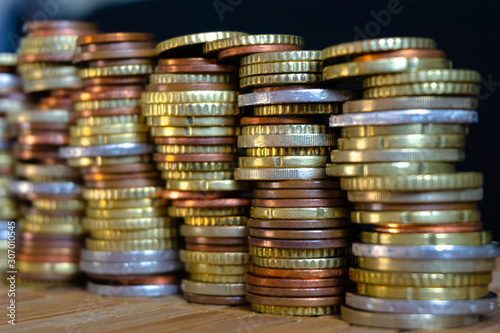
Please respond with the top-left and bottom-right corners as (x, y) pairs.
(59, 143), (153, 159)
(81, 249), (179, 262)
(9, 181), (81, 195)
(87, 281), (180, 297)
(80, 260), (183, 275)
(238, 89), (356, 107)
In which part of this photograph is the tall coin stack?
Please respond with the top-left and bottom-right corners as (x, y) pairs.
(10, 21), (97, 285)
(143, 32), (253, 305)
(322, 37), (500, 329)
(231, 44), (358, 316)
(0, 53), (24, 282)
(63, 32), (183, 297)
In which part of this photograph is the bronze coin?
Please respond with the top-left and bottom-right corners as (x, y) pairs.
(88, 274), (181, 286)
(246, 293), (344, 307)
(172, 198), (250, 208)
(18, 53), (75, 63)
(20, 123), (69, 132)
(184, 292), (248, 305)
(253, 189), (346, 199)
(158, 58), (218, 65)
(248, 237), (352, 249)
(246, 284), (347, 297)
(146, 83), (237, 91)
(218, 44), (303, 61)
(21, 232), (82, 242)
(85, 178), (162, 188)
(80, 41), (155, 53)
(19, 193), (82, 201)
(0, 166), (13, 175)
(255, 180), (340, 189)
(352, 49), (447, 62)
(353, 202), (478, 211)
(373, 222), (483, 234)
(81, 162), (155, 174)
(240, 116), (319, 126)
(245, 273), (351, 288)
(88, 58), (154, 67)
(84, 84), (144, 93)
(185, 244), (249, 252)
(73, 89), (143, 102)
(74, 49), (156, 63)
(73, 107), (143, 118)
(250, 265), (349, 279)
(83, 77), (146, 86)
(77, 33), (155, 45)
(251, 198), (349, 208)
(154, 153), (238, 162)
(14, 146), (60, 160)
(240, 218), (352, 230)
(20, 246), (81, 256)
(19, 134), (69, 145)
(155, 64), (238, 73)
(83, 171), (159, 181)
(154, 137), (237, 145)
(185, 237), (248, 245)
(249, 228), (358, 240)
(162, 190), (231, 200)
(18, 254), (79, 263)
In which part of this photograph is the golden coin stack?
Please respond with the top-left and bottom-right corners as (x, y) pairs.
(323, 37), (499, 329)
(62, 32), (182, 296)
(143, 32), (252, 304)
(233, 48), (359, 316)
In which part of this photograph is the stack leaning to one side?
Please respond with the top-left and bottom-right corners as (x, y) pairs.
(322, 37), (500, 329)
(61, 32), (182, 297)
(143, 32), (253, 305)
(233, 43), (360, 315)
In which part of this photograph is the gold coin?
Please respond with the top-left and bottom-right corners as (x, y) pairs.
(82, 186), (161, 200)
(363, 82), (479, 98)
(327, 162), (455, 177)
(180, 250), (250, 265)
(166, 179), (248, 191)
(184, 263), (249, 275)
(162, 170), (234, 180)
(180, 225), (247, 238)
(252, 304), (337, 316)
(190, 273), (245, 283)
(158, 31), (249, 54)
(157, 161), (236, 172)
(356, 284), (489, 300)
(86, 207), (168, 219)
(361, 231), (491, 245)
(181, 279), (245, 296)
(241, 124), (326, 135)
(141, 103), (239, 117)
(142, 91), (236, 104)
(90, 227), (177, 240)
(203, 34), (303, 53)
(149, 73), (236, 84)
(363, 69), (481, 88)
(70, 123), (148, 137)
(240, 156), (327, 168)
(241, 50), (322, 65)
(331, 148), (464, 163)
(352, 209), (480, 225)
(168, 206), (246, 217)
(338, 134), (466, 150)
(79, 65), (153, 78)
(359, 257), (496, 273)
(85, 239), (177, 252)
(343, 96), (478, 113)
(15, 163), (79, 180)
(347, 188), (483, 203)
(0, 53), (16, 66)
(69, 155), (150, 168)
(82, 216), (173, 230)
(22, 66), (77, 81)
(250, 207), (350, 220)
(249, 246), (352, 259)
(18, 261), (79, 275)
(157, 145), (237, 154)
(146, 116), (235, 127)
(76, 114), (143, 126)
(246, 147), (328, 157)
(254, 103), (338, 116)
(252, 256), (354, 269)
(150, 126), (238, 137)
(70, 133), (148, 146)
(87, 198), (166, 209)
(184, 216), (247, 226)
(239, 61), (321, 77)
(74, 99), (140, 111)
(25, 213), (80, 224)
(342, 124), (468, 137)
(20, 221), (83, 235)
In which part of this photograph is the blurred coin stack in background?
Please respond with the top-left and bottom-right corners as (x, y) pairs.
(322, 37), (499, 329)
(228, 40), (358, 315)
(142, 32), (253, 304)
(8, 21), (97, 285)
(62, 32), (182, 297)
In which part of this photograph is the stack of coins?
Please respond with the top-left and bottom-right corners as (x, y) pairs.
(8, 21), (97, 285)
(143, 32), (253, 304)
(235, 49), (358, 316)
(322, 37), (499, 329)
(62, 32), (182, 296)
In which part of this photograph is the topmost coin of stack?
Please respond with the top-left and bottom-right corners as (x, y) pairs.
(320, 37), (499, 329)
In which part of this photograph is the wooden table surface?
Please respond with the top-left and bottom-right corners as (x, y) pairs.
(2, 258), (500, 333)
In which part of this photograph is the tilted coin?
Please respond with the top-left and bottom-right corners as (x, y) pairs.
(238, 88), (356, 107)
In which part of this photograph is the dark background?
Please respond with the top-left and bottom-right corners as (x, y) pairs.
(4, 0), (500, 240)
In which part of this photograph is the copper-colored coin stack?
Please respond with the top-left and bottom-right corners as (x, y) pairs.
(229, 44), (359, 315)
(10, 21), (97, 285)
(142, 32), (254, 304)
(323, 37), (499, 329)
(63, 32), (182, 296)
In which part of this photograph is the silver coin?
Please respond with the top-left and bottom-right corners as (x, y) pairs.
(331, 149), (465, 163)
(330, 110), (478, 127)
(238, 89), (356, 107)
(347, 188), (483, 203)
(59, 143), (153, 159)
(346, 292), (498, 315)
(87, 281), (180, 297)
(80, 260), (183, 275)
(235, 167), (326, 180)
(238, 134), (336, 148)
(9, 180), (81, 195)
(353, 242), (500, 259)
(0, 73), (21, 89)
(343, 96), (478, 113)
(81, 249), (179, 262)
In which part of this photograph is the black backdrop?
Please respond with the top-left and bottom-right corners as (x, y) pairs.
(13, 0), (500, 239)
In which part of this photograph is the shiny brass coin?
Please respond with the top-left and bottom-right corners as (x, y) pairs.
(20, 222), (83, 235)
(82, 186), (161, 200)
(361, 231), (491, 245)
(356, 284), (489, 300)
(141, 103), (239, 117)
(342, 124), (468, 137)
(85, 239), (177, 252)
(181, 279), (245, 296)
(352, 209), (480, 224)
(70, 133), (148, 146)
(74, 99), (141, 111)
(69, 155), (150, 168)
(338, 134), (466, 150)
(203, 34), (304, 54)
(246, 147), (328, 157)
(184, 216), (247, 226)
(25, 213), (80, 224)
(90, 228), (177, 240)
(180, 250), (250, 265)
(343, 96), (478, 113)
(162, 170), (234, 180)
(239, 61), (321, 77)
(363, 69), (481, 88)
(347, 188), (483, 203)
(17, 261), (79, 275)
(364, 82), (479, 98)
(79, 64), (153, 78)
(252, 256), (354, 269)
(158, 31), (249, 55)
(157, 161), (236, 172)
(251, 304), (338, 316)
(249, 228), (357, 239)
(86, 198), (166, 209)
(241, 50), (322, 65)
(184, 263), (249, 275)
(190, 273), (245, 283)
(157, 145), (237, 154)
(166, 179), (248, 191)
(254, 103), (338, 116)
(250, 206), (350, 219)
(358, 257), (496, 273)
(168, 206), (246, 217)
(331, 148), (464, 163)
(150, 126), (238, 137)
(146, 116), (235, 127)
(70, 123), (148, 137)
(241, 123), (326, 135)
(240, 73), (321, 88)
(239, 156), (327, 168)
(82, 216), (173, 230)
(180, 225), (247, 238)
(86, 207), (168, 219)
(75, 114), (143, 126)
(149, 73), (236, 84)
(327, 162), (455, 177)
(249, 246), (351, 259)
(142, 91), (236, 104)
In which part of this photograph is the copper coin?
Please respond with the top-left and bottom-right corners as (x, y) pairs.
(250, 265), (349, 279)
(81, 162), (155, 174)
(88, 58), (154, 67)
(373, 222), (483, 234)
(218, 44), (303, 61)
(158, 58), (218, 65)
(20, 246), (81, 256)
(84, 84), (144, 93)
(80, 41), (155, 53)
(73, 89), (142, 102)
(85, 178), (162, 188)
(21, 232), (82, 242)
(78, 33), (155, 45)
(18, 53), (75, 63)
(240, 116), (319, 126)
(20, 239), (82, 248)
(352, 49), (447, 62)
(246, 284), (347, 297)
(172, 198), (250, 208)
(185, 237), (248, 245)
(83, 77), (146, 86)
(245, 273), (351, 288)
(74, 49), (156, 63)
(146, 83), (237, 91)
(246, 219), (353, 230)
(0, 166), (13, 175)
(251, 198), (349, 208)
(83, 171), (159, 181)
(185, 244), (248, 252)
(184, 292), (248, 305)
(88, 274), (181, 286)
(246, 293), (344, 307)
(72, 107), (142, 118)
(16, 272), (82, 281)
(155, 64), (238, 73)
(154, 137), (237, 145)
(255, 180), (340, 189)
(354, 202), (478, 211)
(248, 237), (352, 249)
(249, 228), (358, 240)
(19, 134), (69, 145)
(154, 153), (238, 162)
(162, 190), (231, 200)
(18, 254), (79, 263)
(253, 189), (346, 199)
